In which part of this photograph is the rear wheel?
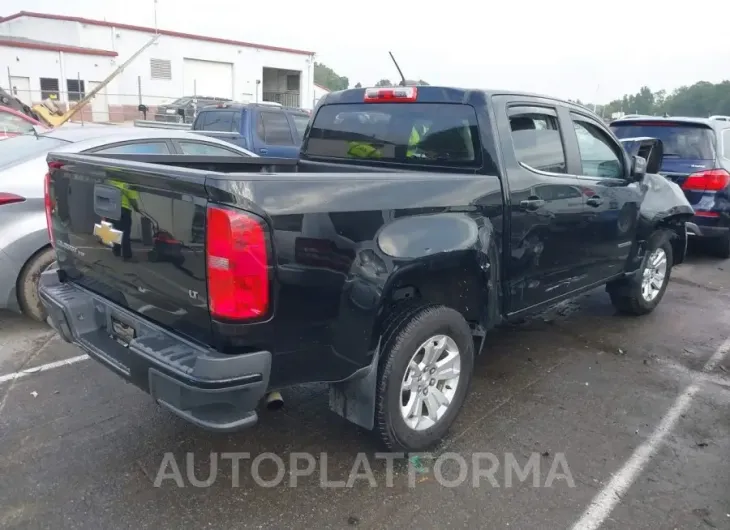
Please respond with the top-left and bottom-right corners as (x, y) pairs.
(17, 247), (56, 322)
(609, 231), (673, 315)
(375, 305), (474, 452)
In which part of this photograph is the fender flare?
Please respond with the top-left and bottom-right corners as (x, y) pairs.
(328, 213), (500, 430)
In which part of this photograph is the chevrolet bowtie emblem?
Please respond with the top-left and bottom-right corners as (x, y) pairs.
(93, 221), (123, 247)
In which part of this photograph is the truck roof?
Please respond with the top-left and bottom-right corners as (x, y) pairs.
(319, 86), (599, 115)
(198, 102), (310, 114)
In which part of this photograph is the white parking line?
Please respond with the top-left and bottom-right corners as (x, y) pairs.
(0, 354), (89, 385)
(571, 336), (730, 530)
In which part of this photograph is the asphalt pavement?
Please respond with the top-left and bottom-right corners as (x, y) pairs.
(1, 248), (729, 530)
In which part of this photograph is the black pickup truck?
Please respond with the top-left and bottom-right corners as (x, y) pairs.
(39, 86), (692, 452)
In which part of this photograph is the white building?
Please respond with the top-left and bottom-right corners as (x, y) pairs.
(313, 83), (330, 107)
(0, 11), (317, 122)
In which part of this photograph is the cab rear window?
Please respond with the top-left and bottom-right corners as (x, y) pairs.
(303, 103), (481, 167)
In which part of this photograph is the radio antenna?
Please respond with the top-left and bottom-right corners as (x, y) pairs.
(389, 51), (407, 87)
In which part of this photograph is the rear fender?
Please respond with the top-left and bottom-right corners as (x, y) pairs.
(373, 213), (501, 341)
(328, 213), (500, 430)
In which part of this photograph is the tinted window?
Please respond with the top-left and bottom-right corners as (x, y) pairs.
(305, 103), (481, 167)
(260, 112), (295, 145)
(0, 136), (69, 170)
(178, 141), (241, 156)
(509, 111), (566, 174)
(611, 122), (715, 160)
(0, 112), (36, 135)
(199, 110), (236, 132)
(573, 119), (623, 178)
(94, 142), (171, 154)
(291, 114), (310, 138)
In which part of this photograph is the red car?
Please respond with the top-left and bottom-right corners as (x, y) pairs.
(0, 105), (46, 140)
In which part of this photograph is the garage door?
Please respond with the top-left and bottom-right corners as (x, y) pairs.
(182, 58), (233, 99)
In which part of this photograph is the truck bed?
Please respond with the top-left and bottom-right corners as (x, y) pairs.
(45, 153), (503, 388)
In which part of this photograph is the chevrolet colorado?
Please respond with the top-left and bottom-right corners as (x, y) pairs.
(39, 86), (693, 452)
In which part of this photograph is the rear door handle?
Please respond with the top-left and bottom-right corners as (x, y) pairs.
(520, 198), (545, 211)
(586, 196), (604, 207)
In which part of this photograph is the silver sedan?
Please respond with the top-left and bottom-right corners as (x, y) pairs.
(0, 125), (256, 321)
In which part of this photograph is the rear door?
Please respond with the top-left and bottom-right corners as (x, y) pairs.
(48, 154), (212, 344)
(253, 110), (299, 158)
(493, 97), (590, 312)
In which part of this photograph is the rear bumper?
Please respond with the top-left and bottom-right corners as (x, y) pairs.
(686, 221), (729, 239)
(38, 270), (271, 432)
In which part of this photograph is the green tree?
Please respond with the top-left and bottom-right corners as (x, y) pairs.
(314, 62), (349, 91)
(375, 79), (393, 87)
(598, 80), (730, 118)
(354, 82), (362, 88)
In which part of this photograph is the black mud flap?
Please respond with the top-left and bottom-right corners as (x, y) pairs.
(329, 342), (381, 431)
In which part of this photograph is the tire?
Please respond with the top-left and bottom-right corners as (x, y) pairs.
(707, 233), (730, 259)
(375, 305), (474, 452)
(609, 231), (673, 316)
(17, 247), (56, 322)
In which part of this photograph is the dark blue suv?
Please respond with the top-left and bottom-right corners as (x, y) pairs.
(611, 116), (730, 258)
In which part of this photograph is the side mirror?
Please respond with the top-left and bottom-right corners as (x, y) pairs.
(619, 137), (663, 176)
(631, 155), (647, 180)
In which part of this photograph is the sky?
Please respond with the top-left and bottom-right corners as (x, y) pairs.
(5, 0), (730, 104)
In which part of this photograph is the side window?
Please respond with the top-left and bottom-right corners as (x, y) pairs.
(260, 111), (295, 145)
(200, 110), (235, 132)
(231, 111), (242, 133)
(177, 141), (242, 156)
(509, 109), (567, 174)
(94, 142), (171, 155)
(291, 114), (310, 139)
(572, 117), (624, 178)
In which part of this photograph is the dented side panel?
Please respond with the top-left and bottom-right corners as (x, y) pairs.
(207, 173), (505, 388)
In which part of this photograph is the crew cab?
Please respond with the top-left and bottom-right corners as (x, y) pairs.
(39, 86), (692, 452)
(191, 102), (310, 158)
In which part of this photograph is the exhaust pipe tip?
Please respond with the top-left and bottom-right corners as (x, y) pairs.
(265, 391), (284, 410)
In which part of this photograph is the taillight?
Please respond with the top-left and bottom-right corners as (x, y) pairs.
(0, 192), (25, 206)
(681, 169), (730, 192)
(364, 86), (417, 103)
(206, 205), (269, 320)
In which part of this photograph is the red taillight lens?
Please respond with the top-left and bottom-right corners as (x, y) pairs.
(206, 205), (269, 320)
(681, 169), (730, 192)
(364, 86), (418, 103)
(0, 192), (25, 206)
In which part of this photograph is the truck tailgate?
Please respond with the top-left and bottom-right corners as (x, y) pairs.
(47, 154), (212, 344)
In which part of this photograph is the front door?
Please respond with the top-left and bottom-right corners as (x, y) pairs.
(566, 111), (642, 279)
(254, 110), (299, 158)
(493, 98), (588, 313)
